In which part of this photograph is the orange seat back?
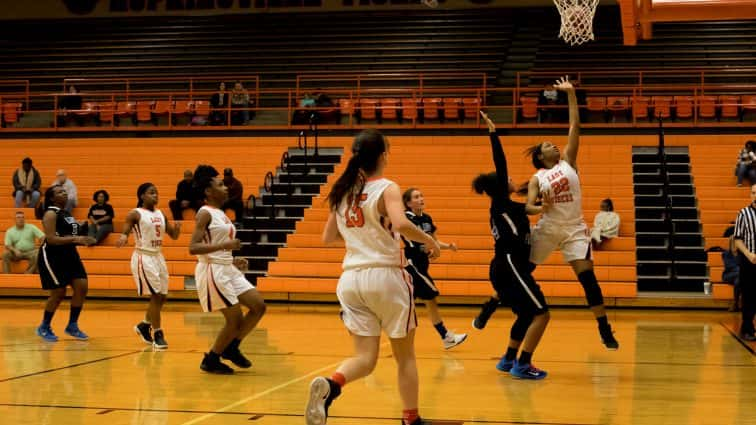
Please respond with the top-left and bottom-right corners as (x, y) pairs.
(194, 100), (210, 116)
(698, 96), (717, 118)
(422, 98), (441, 120)
(338, 99), (354, 115)
(587, 96), (607, 112)
(381, 98), (399, 120)
(461, 98), (480, 118)
(520, 97), (538, 119)
(743, 95), (756, 110)
(98, 102), (115, 122)
(136, 101), (152, 121)
(719, 95), (740, 118)
(651, 96), (672, 119)
(401, 98), (418, 120)
(607, 96), (629, 111)
(153, 100), (172, 115)
(632, 96), (650, 119)
(674, 96), (694, 118)
(359, 99), (378, 120)
(2, 103), (21, 123)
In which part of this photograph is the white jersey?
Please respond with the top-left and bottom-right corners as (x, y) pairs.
(133, 208), (165, 254)
(198, 206), (236, 265)
(535, 159), (583, 223)
(337, 178), (402, 270)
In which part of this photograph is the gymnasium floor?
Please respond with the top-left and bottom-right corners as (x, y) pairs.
(0, 300), (753, 425)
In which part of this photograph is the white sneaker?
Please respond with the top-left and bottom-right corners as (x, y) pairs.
(443, 332), (468, 350)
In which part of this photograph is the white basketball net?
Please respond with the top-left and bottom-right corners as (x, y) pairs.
(553, 0), (599, 46)
(422, 0), (439, 8)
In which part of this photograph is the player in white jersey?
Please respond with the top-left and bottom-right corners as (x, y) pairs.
(117, 183), (181, 349)
(525, 76), (619, 350)
(305, 130), (441, 425)
(189, 165), (266, 375)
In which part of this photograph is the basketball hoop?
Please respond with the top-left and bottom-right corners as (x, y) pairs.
(553, 0), (599, 46)
(422, 0), (439, 8)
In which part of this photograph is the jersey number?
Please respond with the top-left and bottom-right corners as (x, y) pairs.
(155, 224), (161, 237)
(551, 177), (570, 195)
(345, 194), (368, 228)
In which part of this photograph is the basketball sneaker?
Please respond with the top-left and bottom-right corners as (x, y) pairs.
(200, 353), (234, 375)
(741, 332), (756, 342)
(472, 297), (499, 330)
(152, 330), (168, 350)
(599, 324), (619, 350)
(404, 418), (431, 425)
(442, 331), (468, 350)
(134, 322), (153, 344)
(305, 377), (341, 425)
(496, 355), (514, 372)
(222, 340), (252, 368)
(64, 324), (89, 340)
(36, 325), (58, 342)
(510, 361), (548, 380)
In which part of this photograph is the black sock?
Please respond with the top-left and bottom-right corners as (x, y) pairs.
(69, 306), (82, 325)
(505, 346), (518, 362)
(519, 351), (533, 365)
(230, 338), (241, 351)
(42, 310), (55, 327)
(433, 321), (448, 339)
(597, 315), (609, 329)
(208, 350), (221, 361)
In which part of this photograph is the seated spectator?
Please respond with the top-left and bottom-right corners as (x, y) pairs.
(591, 198), (620, 249)
(169, 170), (199, 221)
(222, 168), (244, 225)
(300, 93), (316, 108)
(210, 82), (229, 126)
(87, 190), (114, 245)
(722, 225), (741, 312)
(3, 211), (44, 274)
(57, 85), (83, 127)
(231, 81), (251, 125)
(735, 140), (756, 187)
(13, 157), (41, 208)
(53, 170), (78, 213)
(537, 82), (564, 123)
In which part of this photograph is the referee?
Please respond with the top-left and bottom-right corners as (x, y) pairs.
(733, 183), (756, 341)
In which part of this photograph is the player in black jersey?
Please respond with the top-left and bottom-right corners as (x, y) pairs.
(471, 112), (550, 379)
(402, 188), (467, 350)
(36, 185), (96, 342)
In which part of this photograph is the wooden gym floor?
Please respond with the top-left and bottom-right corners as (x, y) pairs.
(0, 300), (753, 425)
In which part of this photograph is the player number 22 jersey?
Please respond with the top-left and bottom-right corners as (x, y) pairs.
(535, 159), (583, 223)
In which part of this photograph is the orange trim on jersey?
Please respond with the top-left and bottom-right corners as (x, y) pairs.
(366, 176), (383, 182)
(208, 264), (233, 308)
(401, 269), (416, 333)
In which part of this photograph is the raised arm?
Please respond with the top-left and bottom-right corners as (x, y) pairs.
(115, 209), (140, 247)
(555, 76), (580, 168)
(480, 111), (510, 202)
(189, 209), (240, 255)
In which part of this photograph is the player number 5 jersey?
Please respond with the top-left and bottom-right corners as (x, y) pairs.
(133, 208), (165, 254)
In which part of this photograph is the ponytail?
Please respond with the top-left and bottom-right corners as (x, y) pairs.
(327, 156), (364, 210)
(327, 129), (387, 210)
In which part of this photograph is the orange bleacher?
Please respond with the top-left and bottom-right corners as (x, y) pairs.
(0, 137), (291, 294)
(260, 135), (639, 302)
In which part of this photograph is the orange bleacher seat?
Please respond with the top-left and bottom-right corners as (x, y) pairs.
(719, 95), (740, 120)
(632, 96), (650, 121)
(442, 98), (462, 123)
(116, 101), (135, 117)
(136, 101), (153, 123)
(520, 96), (538, 120)
(152, 100), (172, 117)
(651, 96), (672, 120)
(172, 100), (193, 116)
(400, 98), (418, 122)
(697, 95), (717, 120)
(587, 96), (607, 112)
(75, 102), (98, 118)
(98, 102), (115, 123)
(422, 98), (441, 122)
(194, 100), (210, 117)
(1, 102), (22, 126)
(381, 98), (399, 122)
(358, 98), (378, 122)
(673, 96), (694, 120)
(607, 96), (629, 122)
(461, 97), (480, 120)
(338, 98), (354, 116)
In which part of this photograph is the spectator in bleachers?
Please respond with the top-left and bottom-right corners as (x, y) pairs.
(169, 170), (198, 221)
(537, 81), (563, 123)
(53, 170), (78, 213)
(57, 85), (83, 127)
(572, 80), (588, 122)
(300, 93), (316, 108)
(13, 157), (42, 208)
(722, 224), (741, 312)
(3, 211), (44, 274)
(231, 81), (251, 125)
(735, 140), (756, 187)
(591, 198), (620, 250)
(210, 82), (229, 126)
(222, 168), (244, 225)
(86, 190), (114, 245)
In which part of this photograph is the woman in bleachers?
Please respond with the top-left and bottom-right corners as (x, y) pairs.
(735, 140), (756, 187)
(87, 190), (114, 245)
(590, 198), (620, 250)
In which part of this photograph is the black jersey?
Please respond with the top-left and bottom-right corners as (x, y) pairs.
(402, 211), (437, 269)
(488, 133), (531, 257)
(40, 206), (81, 256)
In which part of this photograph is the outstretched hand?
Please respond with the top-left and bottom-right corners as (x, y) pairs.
(480, 110), (496, 133)
(553, 75), (575, 93)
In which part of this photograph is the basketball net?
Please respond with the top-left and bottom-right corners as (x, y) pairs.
(553, 0), (599, 46)
(422, 0), (439, 8)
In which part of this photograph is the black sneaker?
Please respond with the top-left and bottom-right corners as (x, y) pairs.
(200, 353), (234, 375)
(403, 418), (430, 425)
(153, 330), (168, 350)
(741, 332), (756, 342)
(222, 345), (252, 368)
(134, 322), (152, 344)
(600, 324), (619, 350)
(305, 377), (341, 425)
(472, 297), (499, 330)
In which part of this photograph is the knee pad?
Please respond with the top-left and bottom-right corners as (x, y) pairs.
(510, 315), (533, 341)
(578, 270), (604, 307)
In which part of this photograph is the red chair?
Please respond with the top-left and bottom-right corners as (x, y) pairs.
(673, 96), (694, 120)
(358, 99), (378, 122)
(381, 98), (399, 122)
(153, 100), (172, 116)
(697, 95), (718, 120)
(462, 98), (480, 120)
(136, 101), (153, 124)
(400, 98), (418, 123)
(742, 95), (756, 121)
(587, 96), (607, 112)
(442, 98), (462, 123)
(651, 96), (673, 120)
(98, 102), (115, 124)
(194, 100), (210, 117)
(632, 96), (650, 121)
(719, 95), (740, 120)
(520, 97), (538, 120)
(116, 101), (135, 117)
(1, 102), (21, 127)
(338, 99), (354, 116)
(75, 102), (98, 118)
(422, 98), (441, 122)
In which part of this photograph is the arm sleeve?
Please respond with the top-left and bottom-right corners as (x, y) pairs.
(4, 231), (12, 247)
(87, 205), (95, 218)
(107, 204), (115, 218)
(734, 210), (745, 240)
(12, 172), (20, 191)
(33, 171), (41, 191)
(489, 133), (510, 202)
